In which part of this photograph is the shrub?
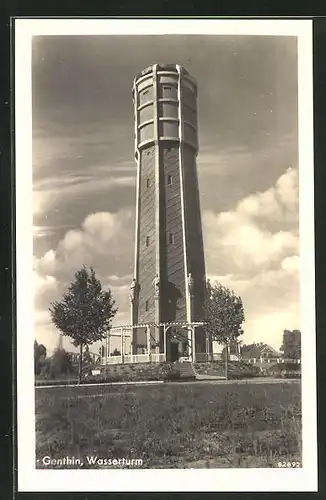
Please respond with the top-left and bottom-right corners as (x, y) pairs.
(34, 340), (47, 375)
(193, 360), (261, 379)
(39, 349), (76, 379)
(80, 362), (176, 384)
(265, 362), (301, 379)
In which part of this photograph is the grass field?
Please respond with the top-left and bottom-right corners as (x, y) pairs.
(35, 381), (301, 469)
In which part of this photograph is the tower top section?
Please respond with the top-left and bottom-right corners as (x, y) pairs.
(133, 64), (198, 155)
(133, 63), (196, 88)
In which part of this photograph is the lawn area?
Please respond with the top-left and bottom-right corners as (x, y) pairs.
(35, 381), (301, 469)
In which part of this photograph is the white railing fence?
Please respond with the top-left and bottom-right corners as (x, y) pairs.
(246, 357), (301, 364)
(103, 353), (166, 365)
(100, 354), (301, 366)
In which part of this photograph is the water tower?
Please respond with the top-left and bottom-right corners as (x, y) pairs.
(130, 64), (206, 361)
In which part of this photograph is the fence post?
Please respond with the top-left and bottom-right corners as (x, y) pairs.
(121, 328), (124, 364)
(146, 327), (151, 362)
(192, 326), (196, 362)
(163, 324), (167, 362)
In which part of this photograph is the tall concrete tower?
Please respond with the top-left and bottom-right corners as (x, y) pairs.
(131, 64), (206, 361)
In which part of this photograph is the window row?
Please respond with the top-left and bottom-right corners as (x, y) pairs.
(138, 85), (196, 106)
(145, 175), (173, 188)
(145, 232), (175, 247)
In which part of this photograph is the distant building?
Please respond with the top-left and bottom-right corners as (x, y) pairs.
(280, 329), (301, 359)
(240, 343), (280, 360)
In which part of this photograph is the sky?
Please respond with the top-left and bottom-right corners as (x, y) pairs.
(32, 34), (299, 354)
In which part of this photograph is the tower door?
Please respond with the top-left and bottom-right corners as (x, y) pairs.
(170, 342), (179, 362)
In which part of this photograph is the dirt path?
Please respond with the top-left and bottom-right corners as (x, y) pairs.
(35, 377), (299, 390)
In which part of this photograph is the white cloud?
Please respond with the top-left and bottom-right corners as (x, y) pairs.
(33, 270), (57, 305)
(204, 167), (300, 348)
(237, 188), (281, 219)
(36, 209), (134, 278)
(281, 255), (300, 274)
(275, 167), (298, 211)
(236, 167), (298, 222)
(203, 167), (299, 275)
(34, 210), (135, 349)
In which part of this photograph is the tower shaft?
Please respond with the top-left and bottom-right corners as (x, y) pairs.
(131, 64), (206, 360)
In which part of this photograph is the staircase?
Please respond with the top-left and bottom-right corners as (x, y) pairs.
(174, 362), (196, 380)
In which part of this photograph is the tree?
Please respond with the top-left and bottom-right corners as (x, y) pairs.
(51, 348), (74, 378)
(221, 340), (240, 359)
(204, 280), (245, 379)
(49, 266), (118, 383)
(112, 348), (121, 356)
(280, 329), (301, 359)
(34, 340), (47, 375)
(40, 348), (75, 379)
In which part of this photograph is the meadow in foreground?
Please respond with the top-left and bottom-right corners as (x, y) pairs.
(35, 381), (301, 468)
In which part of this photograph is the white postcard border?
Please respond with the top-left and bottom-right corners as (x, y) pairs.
(15, 18), (317, 492)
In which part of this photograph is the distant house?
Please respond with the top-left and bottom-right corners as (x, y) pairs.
(240, 343), (280, 360)
(212, 340), (240, 361)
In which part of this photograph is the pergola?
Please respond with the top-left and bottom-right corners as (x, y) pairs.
(104, 321), (207, 364)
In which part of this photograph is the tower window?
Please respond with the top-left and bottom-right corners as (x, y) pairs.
(163, 85), (172, 90)
(146, 178), (150, 188)
(146, 236), (150, 247)
(167, 174), (173, 185)
(145, 300), (149, 311)
(168, 233), (175, 245)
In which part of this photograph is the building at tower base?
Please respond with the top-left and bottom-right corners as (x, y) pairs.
(130, 64), (208, 362)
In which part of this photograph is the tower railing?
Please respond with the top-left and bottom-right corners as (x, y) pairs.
(101, 321), (206, 365)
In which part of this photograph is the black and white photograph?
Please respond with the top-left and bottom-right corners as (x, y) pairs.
(15, 19), (317, 492)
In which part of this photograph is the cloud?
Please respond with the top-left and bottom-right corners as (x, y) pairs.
(203, 167), (299, 276)
(206, 267), (300, 350)
(34, 209), (135, 349)
(36, 209), (134, 277)
(204, 167), (300, 349)
(34, 168), (300, 352)
(281, 255), (300, 274)
(237, 167), (298, 221)
(33, 270), (57, 305)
